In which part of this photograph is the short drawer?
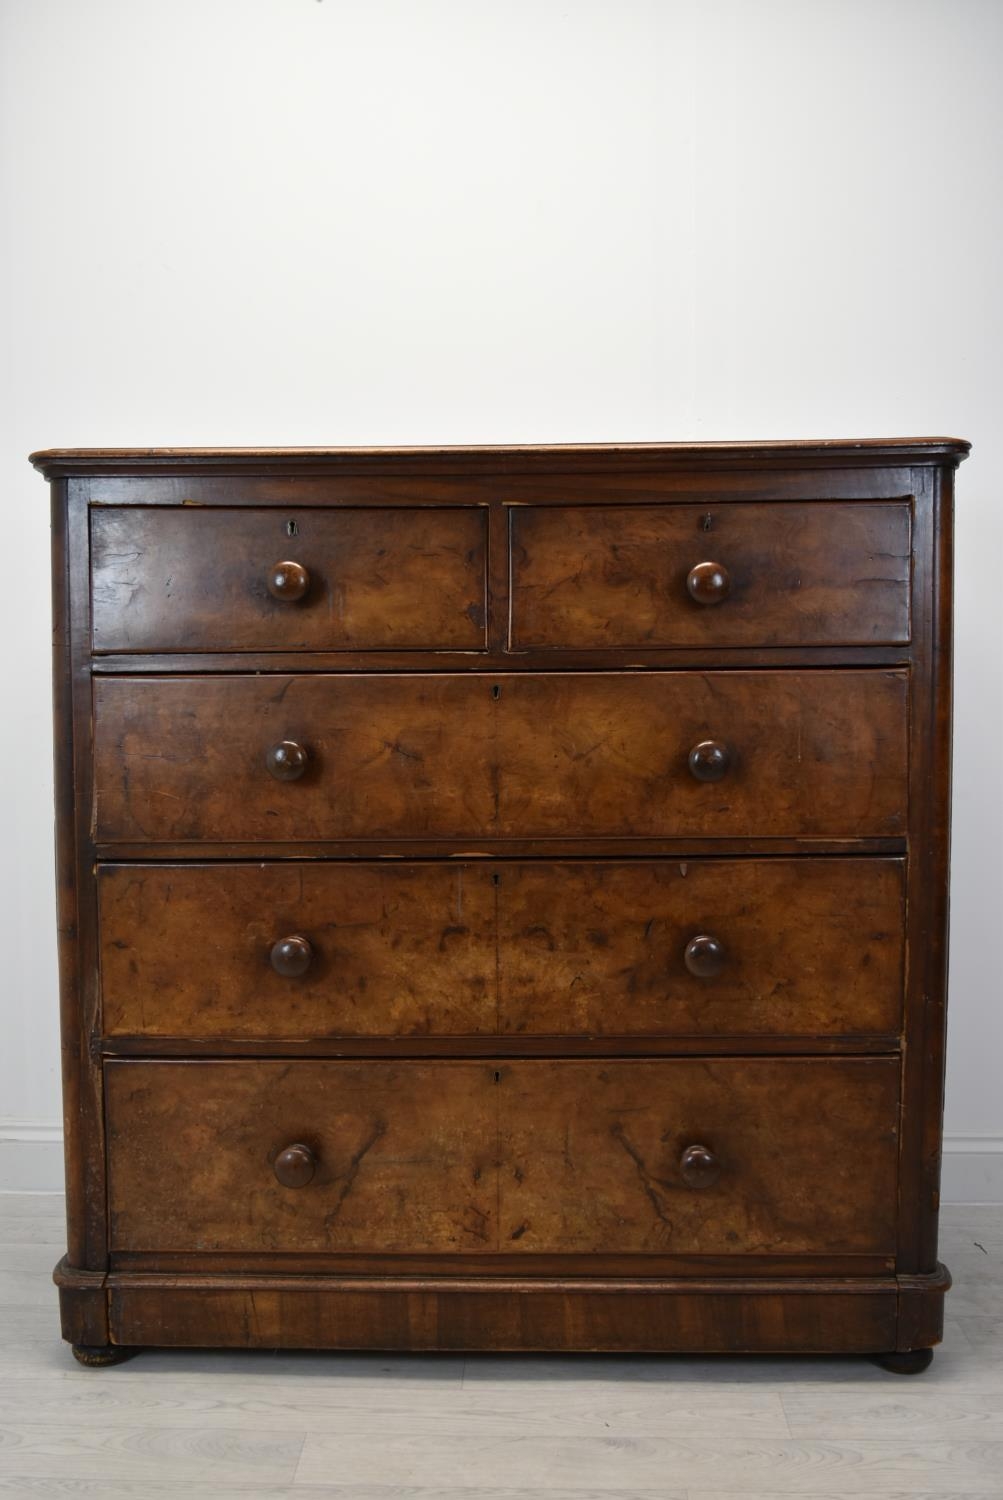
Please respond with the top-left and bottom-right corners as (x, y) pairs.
(98, 858), (904, 1039)
(105, 1058), (899, 1255)
(90, 505), (487, 651)
(509, 501), (911, 647)
(92, 669), (908, 842)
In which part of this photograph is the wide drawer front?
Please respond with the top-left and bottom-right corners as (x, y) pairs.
(92, 670), (908, 842)
(510, 501), (911, 647)
(98, 858), (904, 1039)
(90, 505), (487, 652)
(105, 1058), (899, 1255)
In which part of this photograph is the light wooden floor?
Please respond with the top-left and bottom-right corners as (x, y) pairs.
(0, 1194), (1000, 1497)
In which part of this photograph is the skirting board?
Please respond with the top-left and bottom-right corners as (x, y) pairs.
(940, 1136), (1003, 1204)
(0, 1122), (64, 1194)
(2, 1120), (1001, 1202)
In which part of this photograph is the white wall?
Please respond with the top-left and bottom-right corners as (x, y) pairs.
(1, 0), (1000, 1198)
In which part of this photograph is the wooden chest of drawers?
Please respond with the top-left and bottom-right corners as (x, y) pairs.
(33, 439), (967, 1372)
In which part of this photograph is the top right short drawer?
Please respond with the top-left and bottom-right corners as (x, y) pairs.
(509, 501), (911, 648)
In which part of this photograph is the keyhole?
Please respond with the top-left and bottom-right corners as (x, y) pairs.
(492, 684), (501, 700)
(701, 513), (713, 533)
(286, 519), (298, 537)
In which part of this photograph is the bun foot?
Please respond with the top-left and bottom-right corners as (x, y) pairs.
(71, 1343), (135, 1368)
(871, 1347), (934, 1375)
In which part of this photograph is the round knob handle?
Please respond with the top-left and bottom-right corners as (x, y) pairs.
(267, 560), (310, 602)
(686, 561), (730, 605)
(688, 739), (731, 782)
(273, 1143), (317, 1188)
(270, 935), (314, 978)
(680, 1143), (720, 1189)
(265, 740), (309, 782)
(684, 933), (726, 978)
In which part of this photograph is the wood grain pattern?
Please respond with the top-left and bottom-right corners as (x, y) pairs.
(98, 857), (904, 1040)
(30, 435), (971, 477)
(497, 1059), (899, 1257)
(106, 1249), (899, 1278)
(104, 1058), (899, 1256)
(900, 465), (956, 1277)
(6, 1202), (998, 1491)
(91, 670), (908, 843)
(498, 856), (903, 1037)
(91, 505), (487, 652)
(38, 440), (965, 1363)
(98, 861), (496, 1039)
(1, 1202), (990, 1500)
(108, 1279), (900, 1358)
(292, 1418), (1001, 1490)
(0, 1366), (793, 1437)
(510, 502), (911, 647)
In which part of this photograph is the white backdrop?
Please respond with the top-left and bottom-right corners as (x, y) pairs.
(1, 0), (1000, 1197)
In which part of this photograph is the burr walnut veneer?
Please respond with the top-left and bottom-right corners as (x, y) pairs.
(33, 440), (966, 1371)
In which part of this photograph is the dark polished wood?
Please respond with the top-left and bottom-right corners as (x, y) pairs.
(264, 739), (310, 782)
(272, 1143), (317, 1189)
(269, 935), (314, 978)
(38, 440), (965, 1366)
(31, 436), (970, 478)
(682, 933), (727, 979)
(267, 559), (310, 603)
(872, 1347), (935, 1374)
(688, 738), (732, 783)
(511, 502), (911, 647)
(107, 1248), (898, 1277)
(102, 1036), (905, 1060)
(105, 1058), (899, 1256)
(107, 1274), (904, 1353)
(97, 857), (904, 1040)
(686, 560), (731, 605)
(90, 504), (487, 652)
(91, 669), (908, 843)
(680, 1143), (721, 1189)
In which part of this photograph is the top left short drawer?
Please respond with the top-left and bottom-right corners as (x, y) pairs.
(90, 505), (488, 652)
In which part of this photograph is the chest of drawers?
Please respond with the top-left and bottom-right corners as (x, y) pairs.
(33, 439), (967, 1372)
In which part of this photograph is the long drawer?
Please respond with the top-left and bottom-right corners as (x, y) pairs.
(510, 501), (912, 647)
(92, 670), (908, 842)
(105, 1058), (900, 1256)
(98, 858), (904, 1039)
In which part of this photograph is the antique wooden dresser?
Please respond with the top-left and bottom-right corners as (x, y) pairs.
(33, 439), (967, 1371)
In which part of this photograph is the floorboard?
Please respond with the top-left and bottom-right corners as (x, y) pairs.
(0, 1194), (999, 1499)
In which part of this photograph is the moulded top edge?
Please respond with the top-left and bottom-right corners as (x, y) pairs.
(28, 437), (971, 479)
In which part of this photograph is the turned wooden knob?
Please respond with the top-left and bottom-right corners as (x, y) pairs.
(688, 739), (731, 782)
(680, 1143), (720, 1189)
(265, 740), (309, 781)
(684, 933), (726, 978)
(270, 935), (314, 977)
(273, 1143), (316, 1188)
(686, 561), (730, 604)
(267, 560), (310, 602)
